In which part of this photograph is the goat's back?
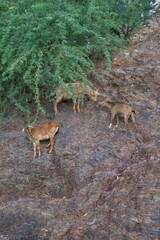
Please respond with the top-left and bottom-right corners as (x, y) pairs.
(23, 121), (58, 141)
(112, 103), (134, 114)
(56, 82), (97, 97)
(33, 121), (58, 134)
(56, 83), (84, 98)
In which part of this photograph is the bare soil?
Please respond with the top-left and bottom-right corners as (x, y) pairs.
(0, 15), (160, 240)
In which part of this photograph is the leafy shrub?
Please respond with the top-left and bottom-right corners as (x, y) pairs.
(0, 0), (157, 117)
(108, 0), (157, 39)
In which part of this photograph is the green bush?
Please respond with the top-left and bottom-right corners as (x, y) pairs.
(108, 0), (156, 39)
(0, 0), (157, 117)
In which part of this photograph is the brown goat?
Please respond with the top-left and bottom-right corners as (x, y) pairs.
(22, 121), (58, 158)
(54, 82), (100, 115)
(99, 99), (137, 131)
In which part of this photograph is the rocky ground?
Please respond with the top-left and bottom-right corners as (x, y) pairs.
(0, 15), (160, 240)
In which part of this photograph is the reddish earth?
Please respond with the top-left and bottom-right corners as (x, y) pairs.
(0, 15), (160, 240)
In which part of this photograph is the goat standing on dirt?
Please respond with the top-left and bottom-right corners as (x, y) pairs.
(54, 82), (100, 115)
(22, 121), (58, 158)
(99, 99), (137, 131)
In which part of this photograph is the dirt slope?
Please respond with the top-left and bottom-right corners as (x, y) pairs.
(0, 15), (160, 240)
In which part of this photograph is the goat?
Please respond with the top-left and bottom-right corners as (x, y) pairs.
(99, 98), (137, 131)
(53, 82), (100, 115)
(22, 121), (58, 158)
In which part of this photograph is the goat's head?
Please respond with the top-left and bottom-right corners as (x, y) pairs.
(22, 125), (33, 135)
(90, 90), (100, 101)
(99, 98), (110, 106)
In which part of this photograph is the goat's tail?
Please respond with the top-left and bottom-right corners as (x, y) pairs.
(131, 110), (137, 130)
(55, 127), (59, 133)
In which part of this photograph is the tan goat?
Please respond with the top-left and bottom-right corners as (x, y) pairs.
(99, 99), (137, 131)
(54, 82), (100, 115)
(22, 121), (58, 158)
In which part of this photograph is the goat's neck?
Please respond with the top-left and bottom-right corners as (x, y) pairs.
(104, 101), (114, 109)
(27, 128), (35, 143)
(84, 86), (92, 95)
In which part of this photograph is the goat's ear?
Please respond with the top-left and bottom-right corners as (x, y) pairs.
(95, 91), (101, 96)
(28, 125), (34, 128)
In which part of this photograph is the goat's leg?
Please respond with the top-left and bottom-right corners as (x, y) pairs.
(109, 112), (116, 128)
(36, 141), (41, 157)
(116, 114), (119, 127)
(131, 112), (137, 130)
(76, 98), (80, 113)
(46, 143), (51, 148)
(54, 96), (62, 115)
(49, 137), (54, 153)
(73, 99), (77, 113)
(33, 142), (37, 158)
(124, 115), (129, 131)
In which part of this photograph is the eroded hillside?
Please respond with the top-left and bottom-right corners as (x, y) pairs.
(0, 15), (160, 240)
